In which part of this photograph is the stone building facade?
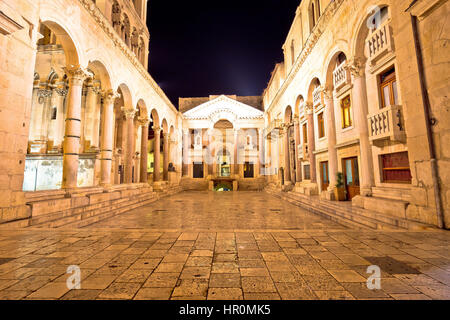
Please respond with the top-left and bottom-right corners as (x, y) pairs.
(0, 0), (182, 227)
(263, 0), (449, 229)
(179, 95), (266, 191)
(0, 0), (448, 230)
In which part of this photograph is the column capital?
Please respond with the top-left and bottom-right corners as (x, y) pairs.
(63, 65), (92, 86)
(345, 57), (365, 78)
(322, 86), (334, 100)
(138, 116), (150, 126)
(305, 102), (314, 114)
(122, 107), (136, 120)
(102, 89), (121, 105)
(153, 126), (162, 133)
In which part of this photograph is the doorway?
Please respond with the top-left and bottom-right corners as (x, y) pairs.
(320, 161), (329, 191)
(342, 157), (360, 200)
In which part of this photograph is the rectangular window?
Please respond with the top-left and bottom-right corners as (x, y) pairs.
(381, 152), (412, 184)
(244, 162), (254, 178)
(193, 162), (204, 179)
(318, 112), (325, 138)
(51, 107), (57, 120)
(302, 123), (308, 143)
(341, 95), (352, 129)
(303, 164), (311, 180)
(380, 67), (399, 108)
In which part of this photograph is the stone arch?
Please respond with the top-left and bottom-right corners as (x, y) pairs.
(351, 3), (391, 63)
(284, 106), (293, 123)
(150, 109), (160, 128)
(324, 50), (348, 90)
(307, 77), (322, 102)
(295, 95), (305, 116)
(136, 99), (148, 119)
(38, 20), (80, 67)
(161, 119), (168, 133)
(117, 83), (133, 111)
(88, 60), (112, 91)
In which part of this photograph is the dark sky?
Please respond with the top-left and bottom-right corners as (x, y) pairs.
(147, 0), (301, 108)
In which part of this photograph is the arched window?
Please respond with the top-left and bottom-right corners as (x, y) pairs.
(290, 40), (295, 65)
(369, 6), (389, 31)
(309, 0), (321, 32)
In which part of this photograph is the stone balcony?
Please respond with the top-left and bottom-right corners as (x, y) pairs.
(313, 87), (323, 108)
(333, 61), (350, 91)
(368, 105), (406, 147)
(367, 22), (394, 66)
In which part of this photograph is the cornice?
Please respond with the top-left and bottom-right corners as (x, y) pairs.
(76, 0), (177, 113)
(266, 0), (344, 114)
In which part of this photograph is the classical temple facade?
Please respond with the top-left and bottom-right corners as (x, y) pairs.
(0, 0), (448, 230)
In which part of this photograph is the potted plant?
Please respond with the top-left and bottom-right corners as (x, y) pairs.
(334, 172), (346, 201)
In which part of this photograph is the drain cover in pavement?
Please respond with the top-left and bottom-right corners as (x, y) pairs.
(364, 256), (420, 274)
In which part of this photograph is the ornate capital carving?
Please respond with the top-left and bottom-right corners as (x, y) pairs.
(322, 86), (334, 100)
(122, 107), (136, 120)
(138, 116), (150, 126)
(55, 88), (68, 97)
(153, 126), (161, 134)
(63, 65), (92, 86)
(102, 90), (121, 106)
(345, 58), (365, 78)
(305, 102), (314, 114)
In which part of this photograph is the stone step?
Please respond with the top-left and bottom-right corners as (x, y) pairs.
(371, 187), (412, 202)
(267, 189), (409, 231)
(31, 193), (160, 228)
(32, 186), (182, 229)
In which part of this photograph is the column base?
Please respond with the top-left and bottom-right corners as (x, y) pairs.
(360, 186), (373, 197)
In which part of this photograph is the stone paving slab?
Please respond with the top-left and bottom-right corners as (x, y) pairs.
(0, 191), (448, 300)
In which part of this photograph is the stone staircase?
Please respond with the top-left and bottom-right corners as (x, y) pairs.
(0, 183), (183, 229)
(264, 184), (436, 231)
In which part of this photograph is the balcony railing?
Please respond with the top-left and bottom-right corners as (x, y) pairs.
(313, 88), (322, 107)
(333, 61), (350, 91)
(368, 105), (406, 146)
(367, 22), (394, 65)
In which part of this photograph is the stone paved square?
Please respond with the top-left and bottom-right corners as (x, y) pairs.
(0, 191), (449, 300)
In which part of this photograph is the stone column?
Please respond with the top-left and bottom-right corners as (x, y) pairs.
(306, 103), (317, 183)
(347, 58), (374, 196)
(293, 118), (302, 183)
(84, 83), (98, 151)
(182, 129), (189, 177)
(123, 108), (136, 184)
(54, 87), (67, 149)
(258, 128), (264, 176)
(153, 127), (161, 182)
(283, 126), (291, 184)
(62, 66), (91, 189)
(100, 90), (120, 186)
(234, 129), (239, 176)
(163, 132), (169, 181)
(324, 88), (338, 192)
(139, 117), (149, 183)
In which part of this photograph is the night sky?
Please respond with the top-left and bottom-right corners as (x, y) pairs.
(147, 0), (301, 108)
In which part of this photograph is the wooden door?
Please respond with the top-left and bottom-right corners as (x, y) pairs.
(320, 161), (329, 191)
(342, 157), (360, 200)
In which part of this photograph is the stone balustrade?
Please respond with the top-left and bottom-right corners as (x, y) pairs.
(313, 87), (322, 107)
(367, 22), (393, 65)
(368, 105), (406, 146)
(333, 61), (349, 91)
